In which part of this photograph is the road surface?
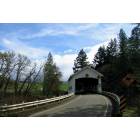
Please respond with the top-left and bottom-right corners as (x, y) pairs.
(30, 94), (112, 117)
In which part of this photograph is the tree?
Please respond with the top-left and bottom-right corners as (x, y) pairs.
(128, 24), (140, 67)
(0, 51), (42, 103)
(93, 46), (107, 69)
(0, 52), (10, 89)
(73, 49), (89, 73)
(119, 29), (128, 56)
(14, 54), (31, 95)
(43, 52), (62, 97)
(106, 38), (118, 64)
(2, 52), (17, 95)
(0, 52), (16, 96)
(129, 24), (140, 49)
(118, 29), (130, 73)
(23, 64), (42, 96)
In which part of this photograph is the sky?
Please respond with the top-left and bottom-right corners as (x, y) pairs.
(0, 23), (135, 81)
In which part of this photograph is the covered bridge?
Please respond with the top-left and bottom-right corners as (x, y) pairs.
(68, 65), (103, 94)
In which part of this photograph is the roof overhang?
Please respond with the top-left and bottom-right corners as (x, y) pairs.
(68, 66), (103, 81)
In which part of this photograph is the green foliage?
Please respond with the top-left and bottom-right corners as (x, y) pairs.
(73, 49), (89, 73)
(123, 107), (138, 117)
(118, 29), (130, 73)
(59, 82), (68, 92)
(128, 24), (140, 68)
(93, 46), (106, 68)
(93, 24), (140, 113)
(93, 38), (118, 69)
(106, 38), (118, 63)
(43, 52), (62, 97)
(119, 29), (128, 55)
(0, 51), (43, 105)
(129, 24), (140, 49)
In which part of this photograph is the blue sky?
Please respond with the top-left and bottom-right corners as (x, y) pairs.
(0, 23), (135, 80)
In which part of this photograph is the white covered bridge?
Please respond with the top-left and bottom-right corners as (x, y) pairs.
(68, 65), (103, 94)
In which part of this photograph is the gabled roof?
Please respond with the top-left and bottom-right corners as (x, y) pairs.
(68, 65), (103, 81)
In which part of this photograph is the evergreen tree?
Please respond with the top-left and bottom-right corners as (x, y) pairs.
(129, 24), (140, 49)
(43, 52), (62, 97)
(93, 46), (107, 69)
(106, 38), (118, 63)
(73, 49), (89, 73)
(118, 29), (130, 73)
(119, 29), (128, 56)
(128, 24), (140, 67)
(92, 25), (140, 108)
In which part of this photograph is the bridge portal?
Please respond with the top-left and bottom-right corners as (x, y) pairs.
(75, 78), (98, 93)
(68, 66), (103, 94)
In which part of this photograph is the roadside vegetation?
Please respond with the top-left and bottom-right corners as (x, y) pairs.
(0, 52), (67, 105)
(92, 24), (140, 116)
(0, 52), (43, 105)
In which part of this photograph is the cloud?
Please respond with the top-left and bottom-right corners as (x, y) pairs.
(90, 23), (134, 42)
(54, 53), (77, 81)
(1, 38), (50, 59)
(21, 23), (99, 39)
(76, 23), (99, 31)
(1, 37), (108, 81)
(0, 23), (134, 81)
(53, 41), (109, 81)
(85, 41), (109, 62)
(0, 37), (75, 80)
(23, 29), (79, 39)
(63, 49), (76, 54)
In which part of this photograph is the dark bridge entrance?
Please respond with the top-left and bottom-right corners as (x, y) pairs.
(75, 78), (98, 94)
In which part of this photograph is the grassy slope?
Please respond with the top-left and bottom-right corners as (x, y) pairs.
(59, 82), (68, 92)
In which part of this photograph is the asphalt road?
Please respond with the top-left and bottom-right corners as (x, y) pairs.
(30, 94), (112, 117)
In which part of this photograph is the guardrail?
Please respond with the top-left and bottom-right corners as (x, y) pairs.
(0, 93), (74, 116)
(100, 91), (120, 116)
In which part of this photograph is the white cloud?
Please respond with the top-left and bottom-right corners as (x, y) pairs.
(1, 38), (50, 59)
(1, 37), (108, 81)
(53, 41), (109, 81)
(76, 23), (99, 30)
(1, 36), (110, 81)
(0, 23), (134, 81)
(90, 23), (134, 42)
(63, 49), (75, 54)
(54, 53), (77, 81)
(86, 41), (109, 62)
(23, 29), (79, 39)
(21, 23), (99, 39)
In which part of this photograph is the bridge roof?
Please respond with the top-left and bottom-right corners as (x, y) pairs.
(68, 65), (103, 81)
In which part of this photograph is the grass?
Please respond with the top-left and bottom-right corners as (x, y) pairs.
(0, 81), (68, 105)
(123, 106), (138, 117)
(59, 82), (68, 92)
(33, 81), (68, 92)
